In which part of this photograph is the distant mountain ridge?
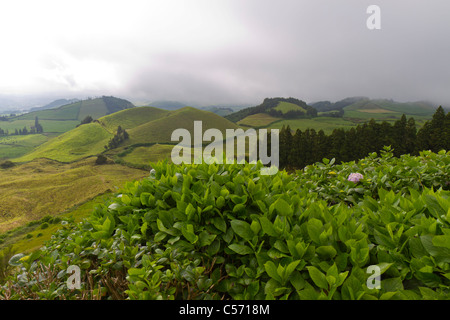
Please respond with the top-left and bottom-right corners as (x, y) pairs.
(29, 98), (80, 112)
(15, 96), (135, 121)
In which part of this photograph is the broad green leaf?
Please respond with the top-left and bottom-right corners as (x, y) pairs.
(198, 230), (216, 247)
(307, 218), (323, 244)
(284, 260), (301, 280)
(259, 216), (277, 237)
(250, 220), (261, 235)
(270, 198), (293, 216)
(121, 194), (131, 205)
(156, 219), (169, 233)
(381, 277), (404, 292)
(230, 219), (254, 241)
(264, 261), (281, 283)
(181, 224), (198, 244)
(212, 216), (227, 233)
(316, 246), (337, 259)
(128, 268), (145, 276)
(290, 271), (305, 291)
(215, 196), (225, 209)
(432, 235), (450, 249)
(140, 222), (148, 235)
(307, 266), (328, 290)
(423, 194), (446, 218)
(380, 292), (397, 300)
(233, 203), (245, 213)
(185, 203), (196, 217)
(247, 280), (260, 298)
(421, 235), (450, 264)
(228, 243), (253, 255)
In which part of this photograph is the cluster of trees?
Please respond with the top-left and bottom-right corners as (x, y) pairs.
(77, 115), (93, 127)
(278, 106), (450, 169)
(103, 96), (135, 114)
(0, 117), (43, 136)
(105, 126), (129, 150)
(225, 97), (317, 122)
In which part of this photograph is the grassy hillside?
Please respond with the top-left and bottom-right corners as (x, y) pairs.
(274, 101), (307, 114)
(14, 106), (239, 163)
(127, 107), (240, 145)
(0, 135), (48, 159)
(0, 193), (109, 254)
(268, 117), (356, 134)
(119, 144), (175, 167)
(0, 157), (147, 233)
(237, 113), (281, 128)
(15, 123), (112, 162)
(16, 96), (134, 122)
(343, 99), (434, 124)
(98, 106), (170, 132)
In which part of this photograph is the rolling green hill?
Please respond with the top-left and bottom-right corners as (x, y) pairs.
(14, 106), (239, 163)
(14, 96), (134, 122)
(0, 97), (135, 160)
(274, 101), (307, 114)
(127, 107), (240, 145)
(98, 106), (170, 132)
(343, 99), (436, 122)
(15, 123), (113, 162)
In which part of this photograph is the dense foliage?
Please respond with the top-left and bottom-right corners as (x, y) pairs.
(279, 107), (450, 169)
(1, 148), (450, 300)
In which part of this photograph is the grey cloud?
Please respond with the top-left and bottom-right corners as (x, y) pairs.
(9, 1), (450, 107)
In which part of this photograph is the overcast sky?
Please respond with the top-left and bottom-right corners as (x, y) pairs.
(0, 0), (449, 107)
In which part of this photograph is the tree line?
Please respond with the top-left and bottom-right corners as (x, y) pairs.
(278, 106), (450, 169)
(0, 116), (43, 136)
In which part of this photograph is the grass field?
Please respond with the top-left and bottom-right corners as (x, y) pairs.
(78, 99), (108, 120)
(0, 134), (48, 159)
(127, 107), (239, 145)
(0, 119), (78, 134)
(98, 106), (170, 132)
(0, 157), (147, 233)
(237, 113), (280, 127)
(274, 101), (306, 114)
(15, 123), (112, 162)
(120, 144), (176, 167)
(0, 193), (112, 254)
(17, 101), (81, 121)
(268, 117), (356, 134)
(12, 107), (239, 163)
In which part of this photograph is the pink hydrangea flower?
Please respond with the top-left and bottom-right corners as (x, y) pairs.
(348, 172), (364, 183)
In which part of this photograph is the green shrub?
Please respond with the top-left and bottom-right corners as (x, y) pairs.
(40, 223), (49, 230)
(95, 154), (108, 165)
(2, 150), (450, 300)
(0, 161), (15, 169)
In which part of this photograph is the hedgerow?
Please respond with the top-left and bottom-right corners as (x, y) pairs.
(1, 148), (449, 300)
